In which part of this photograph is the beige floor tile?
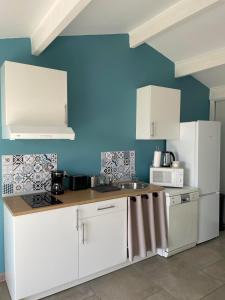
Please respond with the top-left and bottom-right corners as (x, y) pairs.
(90, 265), (161, 300)
(151, 266), (223, 300)
(204, 237), (225, 258)
(201, 284), (225, 300)
(44, 283), (95, 300)
(133, 255), (172, 274)
(84, 296), (100, 300)
(0, 282), (11, 300)
(143, 289), (177, 300)
(168, 243), (223, 271)
(203, 259), (225, 283)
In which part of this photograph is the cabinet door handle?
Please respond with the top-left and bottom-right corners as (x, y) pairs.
(150, 121), (155, 137)
(82, 223), (85, 244)
(97, 205), (115, 211)
(76, 209), (79, 231)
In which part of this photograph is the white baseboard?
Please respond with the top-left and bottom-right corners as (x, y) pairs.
(0, 273), (5, 282)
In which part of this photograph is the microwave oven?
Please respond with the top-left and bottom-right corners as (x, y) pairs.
(150, 167), (184, 188)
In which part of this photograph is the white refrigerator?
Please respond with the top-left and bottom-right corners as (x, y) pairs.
(167, 121), (221, 243)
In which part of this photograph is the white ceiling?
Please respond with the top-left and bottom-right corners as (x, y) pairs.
(0, 0), (225, 93)
(0, 0), (55, 37)
(147, 2), (225, 62)
(62, 0), (178, 36)
(194, 65), (225, 88)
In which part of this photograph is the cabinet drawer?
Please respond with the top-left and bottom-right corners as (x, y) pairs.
(79, 197), (127, 219)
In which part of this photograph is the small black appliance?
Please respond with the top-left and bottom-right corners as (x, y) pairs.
(51, 170), (65, 195)
(69, 175), (90, 191)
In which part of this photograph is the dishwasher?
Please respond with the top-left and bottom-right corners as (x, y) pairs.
(157, 187), (199, 257)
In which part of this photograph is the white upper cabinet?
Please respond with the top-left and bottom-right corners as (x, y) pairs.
(136, 85), (181, 140)
(1, 61), (75, 140)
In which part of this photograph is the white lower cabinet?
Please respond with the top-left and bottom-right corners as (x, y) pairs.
(4, 197), (128, 300)
(78, 198), (127, 278)
(4, 206), (79, 300)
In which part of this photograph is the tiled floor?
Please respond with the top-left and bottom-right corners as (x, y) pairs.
(1, 232), (225, 300)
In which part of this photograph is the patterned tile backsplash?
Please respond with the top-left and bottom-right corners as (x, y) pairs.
(2, 153), (57, 196)
(101, 150), (135, 181)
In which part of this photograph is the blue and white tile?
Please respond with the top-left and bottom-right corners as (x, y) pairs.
(14, 183), (24, 194)
(23, 180), (33, 193)
(2, 153), (57, 196)
(23, 163), (34, 175)
(3, 174), (13, 184)
(3, 184), (13, 195)
(13, 155), (23, 165)
(101, 150), (136, 181)
(2, 155), (13, 166)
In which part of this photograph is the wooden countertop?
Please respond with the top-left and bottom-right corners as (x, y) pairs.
(3, 184), (164, 217)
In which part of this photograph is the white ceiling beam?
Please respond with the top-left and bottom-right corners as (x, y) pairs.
(175, 46), (225, 78)
(129, 0), (220, 48)
(210, 85), (225, 101)
(31, 0), (92, 56)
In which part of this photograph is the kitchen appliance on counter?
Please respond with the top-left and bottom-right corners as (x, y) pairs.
(150, 167), (184, 187)
(69, 175), (90, 191)
(167, 121), (221, 243)
(51, 170), (65, 195)
(162, 151), (175, 167)
(157, 186), (199, 257)
(153, 150), (162, 168)
(22, 193), (62, 208)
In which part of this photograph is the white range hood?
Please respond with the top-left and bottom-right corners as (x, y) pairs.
(1, 61), (75, 140)
(4, 125), (75, 140)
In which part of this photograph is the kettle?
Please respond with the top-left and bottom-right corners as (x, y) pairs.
(162, 151), (175, 167)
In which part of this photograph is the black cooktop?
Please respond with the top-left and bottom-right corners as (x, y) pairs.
(22, 193), (63, 208)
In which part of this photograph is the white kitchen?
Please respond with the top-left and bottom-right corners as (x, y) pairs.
(1, 1), (225, 300)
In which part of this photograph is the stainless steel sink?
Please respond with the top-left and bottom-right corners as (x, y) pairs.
(116, 181), (149, 190)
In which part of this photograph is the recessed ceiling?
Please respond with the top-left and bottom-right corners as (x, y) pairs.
(0, 0), (55, 38)
(61, 0), (179, 36)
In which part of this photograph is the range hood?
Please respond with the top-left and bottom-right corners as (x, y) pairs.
(3, 125), (75, 140)
(1, 61), (75, 140)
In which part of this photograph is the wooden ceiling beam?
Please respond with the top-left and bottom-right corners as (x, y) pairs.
(175, 46), (225, 77)
(31, 0), (92, 56)
(129, 0), (220, 48)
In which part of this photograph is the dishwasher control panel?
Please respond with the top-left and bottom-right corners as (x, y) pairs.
(166, 191), (199, 206)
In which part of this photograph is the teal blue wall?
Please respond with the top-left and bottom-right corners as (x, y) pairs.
(0, 35), (209, 273)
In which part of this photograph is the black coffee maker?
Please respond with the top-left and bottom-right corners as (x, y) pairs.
(51, 170), (64, 195)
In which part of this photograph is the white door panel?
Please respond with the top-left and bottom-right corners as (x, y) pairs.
(14, 207), (78, 299)
(167, 201), (198, 251)
(197, 121), (220, 194)
(79, 210), (127, 278)
(198, 193), (219, 243)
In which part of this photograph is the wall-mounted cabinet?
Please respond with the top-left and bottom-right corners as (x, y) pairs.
(136, 85), (181, 140)
(1, 61), (75, 140)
